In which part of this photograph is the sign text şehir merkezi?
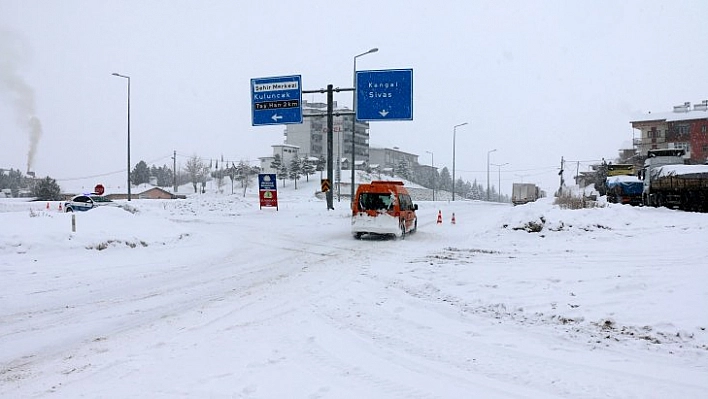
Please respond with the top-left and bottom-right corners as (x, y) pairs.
(251, 75), (303, 126)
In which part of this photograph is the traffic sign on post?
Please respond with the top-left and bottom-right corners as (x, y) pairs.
(356, 69), (413, 121)
(251, 75), (303, 126)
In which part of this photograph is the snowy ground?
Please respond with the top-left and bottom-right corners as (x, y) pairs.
(1, 180), (707, 398)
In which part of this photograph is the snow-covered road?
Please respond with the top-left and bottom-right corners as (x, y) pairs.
(1, 188), (707, 398)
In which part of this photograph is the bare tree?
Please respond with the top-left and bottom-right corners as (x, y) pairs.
(184, 155), (207, 193)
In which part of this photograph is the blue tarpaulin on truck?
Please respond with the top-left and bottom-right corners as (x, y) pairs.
(606, 176), (643, 195)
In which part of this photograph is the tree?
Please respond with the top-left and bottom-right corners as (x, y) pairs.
(151, 164), (174, 187)
(211, 166), (227, 193)
(439, 167), (452, 193)
(234, 160), (258, 196)
(302, 158), (316, 182)
(315, 157), (326, 179)
(271, 154), (288, 185)
(0, 168), (23, 197)
(131, 161), (150, 185)
(455, 177), (467, 198)
(396, 159), (413, 181)
(184, 155), (207, 193)
(32, 176), (62, 200)
(289, 157), (303, 189)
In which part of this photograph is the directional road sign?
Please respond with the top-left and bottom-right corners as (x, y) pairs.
(356, 69), (413, 121)
(251, 75), (302, 126)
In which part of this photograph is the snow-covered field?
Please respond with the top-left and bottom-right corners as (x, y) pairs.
(1, 180), (707, 398)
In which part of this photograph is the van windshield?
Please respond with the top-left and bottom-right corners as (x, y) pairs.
(359, 192), (395, 211)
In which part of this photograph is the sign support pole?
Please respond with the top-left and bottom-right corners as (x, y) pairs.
(326, 84), (334, 210)
(302, 86), (354, 211)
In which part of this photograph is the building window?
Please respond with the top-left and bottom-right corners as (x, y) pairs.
(702, 125), (707, 133)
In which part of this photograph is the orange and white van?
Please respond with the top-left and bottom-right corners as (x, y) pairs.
(351, 180), (418, 239)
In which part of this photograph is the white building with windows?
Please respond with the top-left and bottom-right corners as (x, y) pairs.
(259, 144), (300, 175)
(283, 100), (371, 168)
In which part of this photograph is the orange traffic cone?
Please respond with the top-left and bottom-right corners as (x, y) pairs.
(437, 210), (442, 224)
(58, 203), (63, 212)
(451, 213), (456, 225)
(46, 202), (50, 210)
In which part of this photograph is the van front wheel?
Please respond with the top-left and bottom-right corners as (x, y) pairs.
(399, 220), (406, 240)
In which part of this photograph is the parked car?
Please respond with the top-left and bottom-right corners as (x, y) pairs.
(64, 194), (115, 212)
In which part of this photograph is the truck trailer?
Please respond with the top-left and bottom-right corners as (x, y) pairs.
(511, 183), (540, 206)
(641, 149), (708, 211)
(645, 164), (708, 211)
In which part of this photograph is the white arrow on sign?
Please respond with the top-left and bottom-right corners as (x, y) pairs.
(379, 109), (389, 117)
(271, 114), (283, 122)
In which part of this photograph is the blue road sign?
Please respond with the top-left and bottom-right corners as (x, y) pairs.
(251, 75), (302, 126)
(356, 69), (413, 121)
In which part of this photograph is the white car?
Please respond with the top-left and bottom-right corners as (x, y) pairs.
(64, 194), (115, 212)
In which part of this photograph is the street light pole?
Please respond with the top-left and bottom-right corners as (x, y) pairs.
(426, 150), (434, 201)
(112, 72), (131, 201)
(491, 162), (509, 202)
(486, 149), (496, 201)
(351, 47), (378, 207)
(451, 122), (468, 201)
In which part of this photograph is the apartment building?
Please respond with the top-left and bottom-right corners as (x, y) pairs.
(283, 100), (371, 166)
(631, 101), (708, 163)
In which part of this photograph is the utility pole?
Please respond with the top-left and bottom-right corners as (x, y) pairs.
(173, 150), (177, 193)
(558, 156), (565, 195)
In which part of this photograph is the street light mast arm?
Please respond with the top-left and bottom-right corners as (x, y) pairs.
(351, 47), (379, 207)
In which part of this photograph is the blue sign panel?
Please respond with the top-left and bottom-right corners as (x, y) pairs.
(251, 75), (302, 126)
(258, 173), (277, 191)
(356, 69), (413, 121)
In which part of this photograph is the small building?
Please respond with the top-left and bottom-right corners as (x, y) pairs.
(260, 144), (300, 174)
(137, 187), (185, 199)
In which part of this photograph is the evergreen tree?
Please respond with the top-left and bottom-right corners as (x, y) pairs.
(396, 159), (412, 181)
(289, 157), (303, 189)
(0, 168), (23, 196)
(270, 154), (288, 184)
(154, 164), (174, 187)
(302, 158), (316, 182)
(439, 167), (452, 192)
(32, 176), (62, 200)
(131, 161), (150, 185)
(455, 177), (467, 198)
(315, 157), (326, 179)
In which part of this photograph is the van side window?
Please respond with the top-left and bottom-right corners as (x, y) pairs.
(398, 194), (412, 210)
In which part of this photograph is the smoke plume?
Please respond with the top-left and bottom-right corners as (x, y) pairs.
(0, 30), (43, 174)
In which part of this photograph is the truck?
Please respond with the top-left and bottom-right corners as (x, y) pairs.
(642, 149), (708, 211)
(605, 175), (643, 205)
(511, 183), (540, 206)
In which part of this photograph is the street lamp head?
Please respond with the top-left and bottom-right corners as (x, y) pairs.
(368, 48), (379, 54)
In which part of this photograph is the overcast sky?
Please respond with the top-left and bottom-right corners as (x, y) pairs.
(2, 0), (708, 192)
